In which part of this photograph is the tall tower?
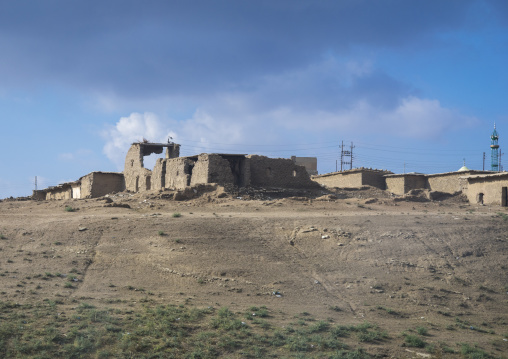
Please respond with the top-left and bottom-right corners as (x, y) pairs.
(491, 123), (499, 171)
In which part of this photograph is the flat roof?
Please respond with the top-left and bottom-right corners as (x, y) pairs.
(461, 172), (508, 180)
(385, 170), (492, 178)
(314, 168), (392, 178)
(134, 142), (179, 147)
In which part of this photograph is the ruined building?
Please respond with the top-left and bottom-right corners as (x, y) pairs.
(35, 141), (318, 200)
(125, 142), (318, 192)
(34, 141), (508, 207)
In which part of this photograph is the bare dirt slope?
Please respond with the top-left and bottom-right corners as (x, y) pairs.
(0, 189), (507, 358)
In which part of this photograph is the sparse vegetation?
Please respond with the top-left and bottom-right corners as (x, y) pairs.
(403, 333), (426, 348)
(64, 206), (76, 212)
(172, 212), (181, 218)
(1, 188), (507, 358)
(495, 212), (508, 221)
(0, 234), (6, 239)
(416, 326), (428, 336)
(0, 301), (388, 358)
(460, 343), (491, 359)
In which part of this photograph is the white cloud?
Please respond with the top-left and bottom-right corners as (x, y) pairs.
(102, 112), (175, 169)
(58, 148), (93, 162)
(100, 56), (477, 169)
(102, 110), (245, 169)
(262, 96), (477, 139)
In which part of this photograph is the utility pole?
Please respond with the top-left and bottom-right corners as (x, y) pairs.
(34, 176), (37, 191)
(483, 152), (485, 171)
(350, 142), (354, 170)
(340, 141), (354, 171)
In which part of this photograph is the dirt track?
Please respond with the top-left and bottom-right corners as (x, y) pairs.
(1, 188), (507, 357)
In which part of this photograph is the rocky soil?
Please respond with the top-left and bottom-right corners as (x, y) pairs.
(0, 187), (507, 358)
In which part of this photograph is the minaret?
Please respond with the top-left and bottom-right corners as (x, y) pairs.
(491, 123), (499, 171)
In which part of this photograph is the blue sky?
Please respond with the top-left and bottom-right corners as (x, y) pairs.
(1, 0), (507, 198)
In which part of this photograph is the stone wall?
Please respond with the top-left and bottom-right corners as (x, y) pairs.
(247, 155), (318, 188)
(465, 174), (508, 206)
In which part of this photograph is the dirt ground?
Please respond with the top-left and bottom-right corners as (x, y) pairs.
(0, 186), (507, 358)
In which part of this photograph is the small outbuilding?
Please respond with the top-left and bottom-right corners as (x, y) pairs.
(463, 172), (508, 206)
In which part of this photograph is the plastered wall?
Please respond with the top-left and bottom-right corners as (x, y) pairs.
(465, 177), (508, 205)
(426, 171), (490, 193)
(312, 172), (363, 188)
(312, 170), (389, 189)
(385, 177), (405, 195)
(385, 175), (426, 195)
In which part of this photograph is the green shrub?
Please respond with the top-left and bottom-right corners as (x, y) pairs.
(416, 326), (428, 336)
(64, 206), (76, 212)
(403, 334), (426, 348)
(460, 343), (490, 359)
(172, 212), (181, 218)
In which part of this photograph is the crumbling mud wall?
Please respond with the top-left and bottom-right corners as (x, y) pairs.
(124, 143), (180, 192)
(291, 156), (318, 175)
(32, 190), (46, 201)
(45, 184), (73, 200)
(207, 155), (236, 185)
(153, 157), (197, 190)
(124, 143), (155, 192)
(247, 155), (318, 188)
(80, 172), (125, 198)
(464, 174), (508, 206)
